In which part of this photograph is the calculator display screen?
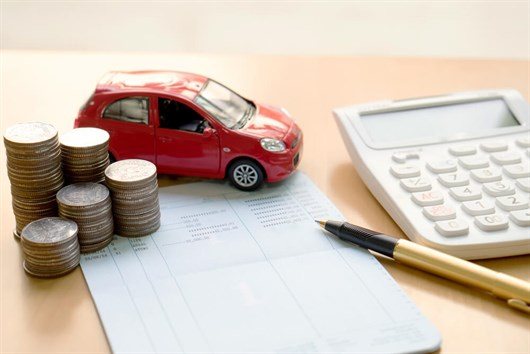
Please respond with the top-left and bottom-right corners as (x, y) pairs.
(360, 99), (520, 143)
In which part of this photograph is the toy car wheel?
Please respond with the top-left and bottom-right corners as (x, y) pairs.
(228, 159), (264, 191)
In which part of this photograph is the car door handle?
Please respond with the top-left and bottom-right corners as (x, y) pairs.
(159, 137), (172, 143)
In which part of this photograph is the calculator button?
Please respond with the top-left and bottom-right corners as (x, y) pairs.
(435, 219), (469, 237)
(458, 156), (489, 169)
(392, 153), (407, 163)
(422, 204), (456, 221)
(391, 152), (420, 163)
(462, 199), (495, 216)
(509, 209), (530, 226)
(400, 176), (431, 192)
(503, 164), (530, 179)
(411, 190), (444, 206)
(516, 137), (530, 148)
(474, 214), (509, 231)
(390, 165), (420, 178)
(516, 177), (530, 192)
(438, 172), (469, 187)
(496, 193), (529, 211)
(426, 159), (457, 174)
(483, 180), (515, 197)
(470, 167), (502, 183)
(490, 151), (521, 165)
(449, 185), (482, 201)
(449, 145), (476, 156)
(480, 141), (508, 152)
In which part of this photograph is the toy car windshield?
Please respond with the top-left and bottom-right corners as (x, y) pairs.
(195, 80), (255, 129)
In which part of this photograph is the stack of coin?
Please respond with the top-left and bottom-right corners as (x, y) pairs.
(57, 183), (114, 253)
(4, 122), (64, 238)
(60, 127), (110, 184)
(105, 159), (161, 237)
(20, 217), (80, 278)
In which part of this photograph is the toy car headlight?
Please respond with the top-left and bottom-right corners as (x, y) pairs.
(260, 138), (286, 152)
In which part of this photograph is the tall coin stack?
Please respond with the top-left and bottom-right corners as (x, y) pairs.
(105, 159), (161, 237)
(4, 122), (64, 238)
(20, 217), (80, 278)
(57, 183), (114, 253)
(60, 127), (110, 184)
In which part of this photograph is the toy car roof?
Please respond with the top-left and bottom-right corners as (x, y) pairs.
(96, 71), (209, 99)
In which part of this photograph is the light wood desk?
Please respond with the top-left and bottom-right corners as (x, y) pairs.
(1, 51), (529, 353)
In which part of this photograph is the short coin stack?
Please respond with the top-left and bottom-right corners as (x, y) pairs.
(4, 122), (64, 238)
(60, 127), (110, 184)
(57, 183), (114, 253)
(105, 159), (161, 237)
(20, 217), (80, 278)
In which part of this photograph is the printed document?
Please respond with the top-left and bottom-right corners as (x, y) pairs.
(80, 172), (440, 353)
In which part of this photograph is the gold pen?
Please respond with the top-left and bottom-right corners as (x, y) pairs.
(317, 220), (530, 314)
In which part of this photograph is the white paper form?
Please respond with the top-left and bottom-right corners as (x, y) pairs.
(80, 172), (440, 353)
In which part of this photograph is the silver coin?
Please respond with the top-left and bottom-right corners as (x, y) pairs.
(105, 159), (157, 184)
(23, 261), (78, 279)
(21, 217), (78, 245)
(59, 127), (109, 149)
(80, 237), (113, 254)
(61, 145), (109, 156)
(6, 152), (62, 166)
(4, 122), (57, 145)
(62, 155), (109, 167)
(115, 219), (160, 238)
(57, 183), (110, 207)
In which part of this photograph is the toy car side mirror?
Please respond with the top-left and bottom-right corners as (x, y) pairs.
(203, 126), (215, 138)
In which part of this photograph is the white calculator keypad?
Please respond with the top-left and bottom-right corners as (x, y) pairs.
(427, 159), (457, 173)
(474, 214), (509, 231)
(490, 151), (521, 165)
(449, 185), (482, 201)
(503, 164), (530, 178)
(422, 204), (456, 221)
(470, 167), (502, 183)
(516, 177), (530, 192)
(480, 141), (508, 152)
(510, 210), (530, 226)
(496, 193), (529, 211)
(462, 199), (495, 216)
(438, 172), (469, 187)
(434, 219), (469, 236)
(400, 176), (431, 192)
(390, 164), (421, 178)
(449, 145), (476, 156)
(458, 156), (489, 169)
(412, 190), (444, 206)
(483, 181), (515, 197)
(516, 137), (530, 148)
(390, 137), (530, 239)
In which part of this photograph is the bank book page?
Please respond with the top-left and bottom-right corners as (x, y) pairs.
(80, 172), (440, 353)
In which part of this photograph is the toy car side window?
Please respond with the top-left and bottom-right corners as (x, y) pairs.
(158, 98), (206, 133)
(103, 97), (149, 125)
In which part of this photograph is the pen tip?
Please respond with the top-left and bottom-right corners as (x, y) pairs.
(315, 220), (326, 228)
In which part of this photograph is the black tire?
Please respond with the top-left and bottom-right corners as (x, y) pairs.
(228, 159), (264, 191)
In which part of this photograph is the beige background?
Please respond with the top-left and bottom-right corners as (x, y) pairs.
(1, 1), (529, 59)
(1, 51), (530, 353)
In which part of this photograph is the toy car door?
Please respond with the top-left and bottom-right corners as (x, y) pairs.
(98, 94), (156, 163)
(154, 96), (221, 177)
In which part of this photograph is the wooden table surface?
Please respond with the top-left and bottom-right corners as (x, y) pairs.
(1, 50), (529, 353)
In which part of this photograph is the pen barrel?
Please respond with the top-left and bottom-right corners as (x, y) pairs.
(394, 240), (530, 303)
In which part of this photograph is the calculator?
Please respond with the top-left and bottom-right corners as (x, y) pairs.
(333, 89), (530, 260)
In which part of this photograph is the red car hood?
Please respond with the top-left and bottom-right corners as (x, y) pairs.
(241, 103), (293, 139)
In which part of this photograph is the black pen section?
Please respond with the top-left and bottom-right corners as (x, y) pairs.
(324, 221), (398, 258)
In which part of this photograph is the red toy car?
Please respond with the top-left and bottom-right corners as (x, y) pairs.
(75, 71), (303, 191)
